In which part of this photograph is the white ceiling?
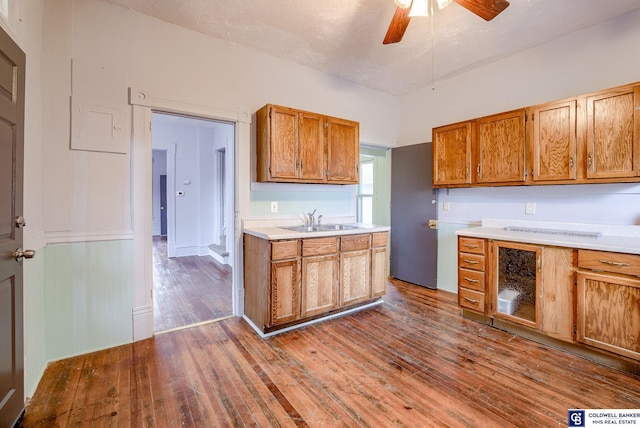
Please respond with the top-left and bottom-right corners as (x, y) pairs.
(101, 0), (640, 96)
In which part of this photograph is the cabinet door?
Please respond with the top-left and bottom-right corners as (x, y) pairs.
(586, 86), (640, 179)
(269, 106), (299, 180)
(301, 254), (338, 318)
(298, 111), (326, 182)
(577, 271), (640, 361)
(371, 246), (388, 297)
(327, 117), (359, 183)
(433, 121), (473, 186)
(340, 249), (371, 306)
(539, 247), (575, 342)
(490, 241), (541, 328)
(531, 100), (577, 182)
(270, 259), (301, 326)
(477, 110), (526, 184)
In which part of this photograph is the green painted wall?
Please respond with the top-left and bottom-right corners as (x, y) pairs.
(23, 253), (47, 398)
(250, 185), (355, 218)
(44, 240), (134, 360)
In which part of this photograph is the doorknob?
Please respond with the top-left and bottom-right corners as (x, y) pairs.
(14, 248), (36, 262)
(428, 220), (438, 230)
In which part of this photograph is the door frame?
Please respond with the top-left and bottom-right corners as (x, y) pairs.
(129, 87), (251, 340)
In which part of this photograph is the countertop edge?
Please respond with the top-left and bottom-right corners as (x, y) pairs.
(244, 224), (391, 240)
(456, 226), (640, 255)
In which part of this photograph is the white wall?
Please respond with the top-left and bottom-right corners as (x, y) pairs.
(152, 117), (232, 257)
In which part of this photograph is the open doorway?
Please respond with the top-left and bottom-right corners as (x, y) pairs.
(151, 112), (234, 332)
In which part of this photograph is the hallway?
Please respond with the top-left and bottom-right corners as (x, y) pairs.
(152, 236), (232, 331)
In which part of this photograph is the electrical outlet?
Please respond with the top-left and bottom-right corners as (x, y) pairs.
(525, 202), (536, 215)
(443, 202), (450, 211)
(270, 201), (278, 213)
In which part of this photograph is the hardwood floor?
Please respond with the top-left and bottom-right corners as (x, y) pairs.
(152, 236), (232, 331)
(21, 279), (640, 427)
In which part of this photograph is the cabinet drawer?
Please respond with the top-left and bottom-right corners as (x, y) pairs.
(459, 288), (485, 313)
(458, 252), (485, 271)
(459, 237), (485, 255)
(458, 268), (485, 292)
(372, 232), (388, 248)
(302, 237), (338, 256)
(271, 240), (299, 261)
(578, 250), (640, 277)
(341, 234), (371, 252)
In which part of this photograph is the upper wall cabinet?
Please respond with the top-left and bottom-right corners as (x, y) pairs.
(586, 85), (640, 179)
(433, 121), (473, 186)
(529, 100), (577, 182)
(477, 109), (527, 184)
(432, 81), (640, 188)
(256, 104), (359, 184)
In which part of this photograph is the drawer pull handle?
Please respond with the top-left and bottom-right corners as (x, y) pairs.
(599, 259), (630, 267)
(464, 277), (480, 283)
(463, 296), (480, 304)
(463, 244), (479, 249)
(463, 259), (480, 264)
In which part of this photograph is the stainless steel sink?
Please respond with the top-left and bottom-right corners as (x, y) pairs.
(318, 224), (359, 231)
(283, 224), (360, 233)
(284, 225), (322, 232)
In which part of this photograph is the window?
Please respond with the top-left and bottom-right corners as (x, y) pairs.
(357, 157), (374, 224)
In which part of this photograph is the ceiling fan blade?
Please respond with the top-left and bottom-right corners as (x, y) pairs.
(383, 6), (412, 44)
(453, 0), (510, 21)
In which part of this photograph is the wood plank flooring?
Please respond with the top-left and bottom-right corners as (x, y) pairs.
(152, 236), (232, 331)
(21, 279), (640, 427)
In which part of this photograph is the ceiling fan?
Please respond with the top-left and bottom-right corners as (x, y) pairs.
(383, 0), (510, 44)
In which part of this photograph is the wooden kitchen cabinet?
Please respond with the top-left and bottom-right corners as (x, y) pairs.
(585, 85), (640, 180)
(433, 121), (473, 186)
(477, 109), (527, 184)
(371, 232), (389, 298)
(340, 234), (371, 306)
(301, 237), (339, 318)
(433, 81), (640, 188)
(244, 230), (387, 333)
(457, 236), (487, 314)
(256, 104), (359, 184)
(577, 249), (640, 360)
(529, 100), (578, 182)
(489, 241), (573, 337)
(326, 116), (359, 183)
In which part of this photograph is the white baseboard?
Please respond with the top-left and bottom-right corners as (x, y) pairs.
(132, 305), (154, 341)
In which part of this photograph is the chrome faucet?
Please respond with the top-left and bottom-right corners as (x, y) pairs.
(307, 209), (317, 226)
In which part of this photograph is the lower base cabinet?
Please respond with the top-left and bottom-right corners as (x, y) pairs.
(577, 249), (640, 361)
(458, 235), (640, 365)
(244, 231), (389, 333)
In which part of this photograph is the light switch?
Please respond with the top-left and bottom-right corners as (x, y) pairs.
(270, 201), (278, 213)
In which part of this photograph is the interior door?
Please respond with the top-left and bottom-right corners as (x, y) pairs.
(160, 174), (167, 235)
(390, 143), (438, 288)
(0, 26), (26, 427)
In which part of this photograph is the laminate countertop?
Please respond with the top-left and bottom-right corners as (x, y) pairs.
(456, 218), (640, 255)
(244, 223), (390, 241)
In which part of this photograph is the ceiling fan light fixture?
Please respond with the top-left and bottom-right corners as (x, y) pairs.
(408, 0), (429, 17)
(393, 0), (412, 8)
(436, 0), (453, 9)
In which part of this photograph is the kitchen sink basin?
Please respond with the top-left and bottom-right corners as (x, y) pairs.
(283, 224), (360, 233)
(284, 225), (322, 232)
(318, 224), (359, 231)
